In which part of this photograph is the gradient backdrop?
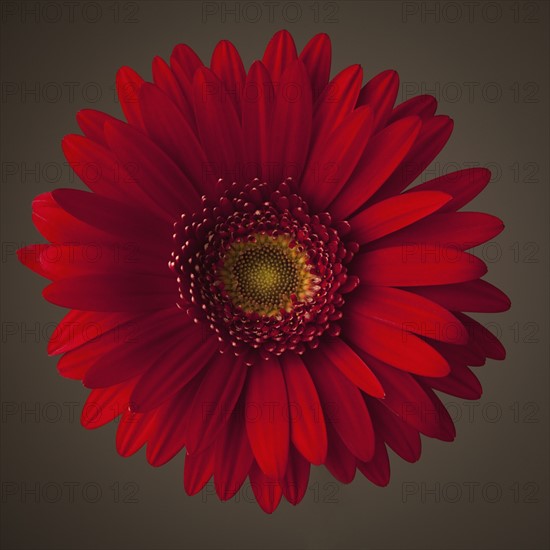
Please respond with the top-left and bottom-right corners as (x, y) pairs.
(1, 1), (549, 549)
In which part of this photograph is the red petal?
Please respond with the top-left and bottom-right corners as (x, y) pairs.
(299, 33), (331, 101)
(406, 168), (492, 212)
(62, 134), (151, 206)
(130, 333), (217, 413)
(245, 356), (289, 479)
(353, 245), (487, 286)
(329, 116), (421, 220)
(241, 61), (274, 178)
(31, 192), (119, 244)
(371, 212), (504, 251)
(356, 432), (390, 487)
(104, 119), (200, 218)
(311, 65), (363, 151)
(368, 398), (421, 462)
(262, 30), (297, 82)
(50, 188), (169, 247)
(34, 243), (166, 281)
(56, 330), (128, 380)
(267, 59), (312, 184)
(116, 66), (144, 129)
(192, 67), (245, 183)
(17, 244), (49, 278)
(44, 273), (176, 312)
(389, 95), (437, 123)
(152, 56), (195, 126)
(32, 189), (168, 251)
(349, 286), (468, 345)
(210, 40), (245, 116)
(116, 410), (157, 457)
(282, 446), (310, 505)
(214, 403), (254, 501)
(455, 312), (506, 360)
(280, 353), (327, 465)
(301, 106), (374, 210)
(371, 115), (454, 202)
(82, 311), (185, 388)
(55, 308), (164, 365)
(306, 350), (375, 461)
(319, 339), (385, 397)
(139, 83), (212, 194)
(185, 354), (247, 454)
(184, 446), (215, 496)
(171, 43), (204, 82)
(249, 461), (283, 514)
(417, 383), (457, 441)
(76, 109), (121, 146)
(410, 279), (511, 313)
(432, 339), (486, 368)
(357, 70), (399, 131)
(48, 310), (138, 356)
(344, 313), (450, 377)
(420, 363), (482, 400)
(362, 352), (455, 440)
(170, 45), (203, 126)
(146, 376), (203, 466)
(324, 423), (356, 483)
(81, 379), (136, 429)
(349, 191), (452, 244)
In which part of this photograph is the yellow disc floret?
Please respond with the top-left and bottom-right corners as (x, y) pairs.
(218, 233), (316, 316)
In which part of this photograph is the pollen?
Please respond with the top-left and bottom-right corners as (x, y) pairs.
(218, 233), (315, 316)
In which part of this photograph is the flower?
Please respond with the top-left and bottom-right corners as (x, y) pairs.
(18, 30), (510, 513)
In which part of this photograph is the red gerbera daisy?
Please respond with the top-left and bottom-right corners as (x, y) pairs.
(19, 30), (510, 513)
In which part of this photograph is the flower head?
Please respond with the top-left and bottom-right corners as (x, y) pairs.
(19, 30), (510, 513)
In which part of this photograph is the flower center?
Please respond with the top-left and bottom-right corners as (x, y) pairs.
(171, 179), (359, 360)
(218, 233), (315, 316)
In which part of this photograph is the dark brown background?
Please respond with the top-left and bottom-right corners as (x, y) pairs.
(1, 1), (548, 549)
